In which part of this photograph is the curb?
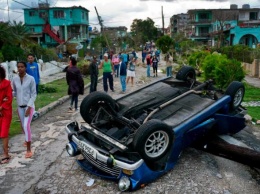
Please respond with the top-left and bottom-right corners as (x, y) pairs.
(34, 76), (103, 120)
(36, 83), (90, 118)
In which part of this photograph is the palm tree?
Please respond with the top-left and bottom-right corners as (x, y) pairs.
(0, 22), (12, 48)
(9, 21), (32, 47)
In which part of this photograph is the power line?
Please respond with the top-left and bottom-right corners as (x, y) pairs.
(12, 0), (31, 8)
(0, 8), (23, 14)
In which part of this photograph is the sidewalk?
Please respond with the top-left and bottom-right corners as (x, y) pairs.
(245, 75), (260, 88)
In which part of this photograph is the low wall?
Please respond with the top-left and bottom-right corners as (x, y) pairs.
(242, 59), (260, 78)
(0, 60), (67, 81)
(39, 61), (67, 77)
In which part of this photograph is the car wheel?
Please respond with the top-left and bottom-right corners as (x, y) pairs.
(133, 119), (174, 162)
(176, 66), (196, 81)
(80, 91), (115, 123)
(225, 81), (245, 111)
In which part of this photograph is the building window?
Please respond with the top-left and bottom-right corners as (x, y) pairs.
(70, 11), (72, 18)
(54, 10), (64, 18)
(198, 13), (209, 20)
(250, 12), (258, 20)
(39, 12), (47, 18)
(30, 28), (35, 33)
(82, 11), (84, 19)
(86, 13), (88, 21)
(29, 11), (35, 17)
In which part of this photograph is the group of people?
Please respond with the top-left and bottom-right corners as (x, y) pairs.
(0, 54), (40, 164)
(89, 48), (173, 94)
(89, 50), (137, 94)
(142, 49), (161, 77)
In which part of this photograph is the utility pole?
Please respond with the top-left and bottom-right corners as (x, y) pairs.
(94, 6), (110, 51)
(162, 6), (165, 36)
(7, 0), (10, 22)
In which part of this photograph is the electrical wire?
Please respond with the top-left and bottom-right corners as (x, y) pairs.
(0, 7), (23, 14)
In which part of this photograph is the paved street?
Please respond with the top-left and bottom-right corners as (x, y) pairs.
(0, 59), (260, 194)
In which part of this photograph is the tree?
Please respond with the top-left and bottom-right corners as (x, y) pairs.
(156, 35), (174, 54)
(130, 18), (158, 46)
(9, 21), (31, 47)
(212, 10), (238, 48)
(90, 36), (111, 52)
(202, 53), (245, 89)
(0, 22), (12, 49)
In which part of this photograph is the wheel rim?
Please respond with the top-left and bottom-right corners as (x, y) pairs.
(144, 130), (169, 158)
(233, 88), (244, 107)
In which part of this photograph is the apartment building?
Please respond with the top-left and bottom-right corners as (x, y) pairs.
(23, 3), (90, 47)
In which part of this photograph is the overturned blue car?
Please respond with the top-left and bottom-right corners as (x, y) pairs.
(65, 66), (246, 191)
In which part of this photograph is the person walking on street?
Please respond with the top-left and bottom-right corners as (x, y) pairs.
(152, 55), (159, 77)
(165, 53), (172, 77)
(12, 62), (37, 159)
(146, 53), (151, 77)
(26, 54), (40, 94)
(121, 51), (128, 66)
(99, 53), (115, 92)
(126, 57), (136, 87)
(66, 57), (84, 111)
(155, 49), (161, 61)
(141, 50), (147, 64)
(0, 66), (12, 164)
(119, 57), (127, 93)
(112, 54), (120, 77)
(26, 54), (40, 120)
(89, 56), (99, 93)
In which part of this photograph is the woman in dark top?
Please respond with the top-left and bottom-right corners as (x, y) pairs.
(66, 57), (84, 111)
(152, 55), (159, 77)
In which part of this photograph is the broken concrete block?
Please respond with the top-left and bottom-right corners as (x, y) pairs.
(244, 114), (252, 121)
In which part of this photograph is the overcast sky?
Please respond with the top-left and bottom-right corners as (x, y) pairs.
(1, 0), (260, 30)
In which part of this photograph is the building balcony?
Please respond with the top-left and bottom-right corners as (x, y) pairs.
(189, 33), (210, 39)
(190, 19), (212, 24)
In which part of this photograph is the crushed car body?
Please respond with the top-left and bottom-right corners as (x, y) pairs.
(65, 66), (246, 191)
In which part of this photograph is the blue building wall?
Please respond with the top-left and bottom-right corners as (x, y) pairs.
(24, 6), (89, 44)
(230, 26), (260, 47)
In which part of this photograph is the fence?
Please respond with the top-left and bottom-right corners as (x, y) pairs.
(243, 59), (260, 78)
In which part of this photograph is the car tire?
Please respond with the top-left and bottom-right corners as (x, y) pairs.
(176, 66), (196, 81)
(80, 91), (115, 123)
(133, 119), (174, 162)
(225, 81), (245, 111)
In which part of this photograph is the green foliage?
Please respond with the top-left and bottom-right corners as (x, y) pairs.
(214, 59), (245, 88)
(188, 51), (210, 68)
(77, 59), (91, 75)
(90, 36), (110, 51)
(243, 84), (260, 102)
(0, 51), (3, 62)
(22, 44), (58, 61)
(38, 84), (58, 93)
(202, 53), (245, 89)
(179, 40), (198, 53)
(130, 18), (159, 46)
(1, 44), (24, 61)
(219, 45), (253, 63)
(156, 35), (174, 53)
(0, 21), (32, 50)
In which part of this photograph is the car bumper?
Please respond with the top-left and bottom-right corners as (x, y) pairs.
(65, 122), (144, 175)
